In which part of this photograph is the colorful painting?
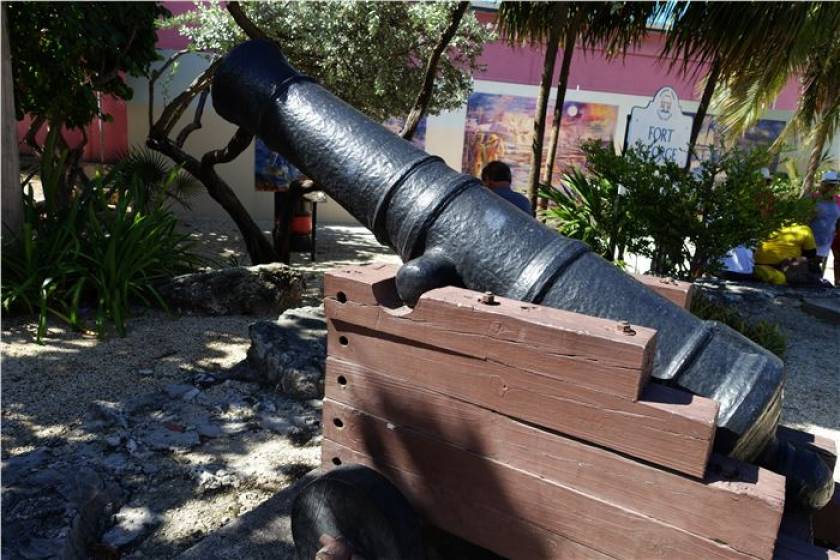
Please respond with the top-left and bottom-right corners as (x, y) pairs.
(689, 115), (787, 164)
(255, 139), (305, 192)
(255, 117), (426, 191)
(462, 92), (619, 191)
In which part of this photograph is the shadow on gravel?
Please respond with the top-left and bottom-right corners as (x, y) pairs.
(1, 311), (322, 560)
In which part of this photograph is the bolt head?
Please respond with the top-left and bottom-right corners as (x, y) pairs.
(616, 320), (636, 335)
(478, 291), (496, 304)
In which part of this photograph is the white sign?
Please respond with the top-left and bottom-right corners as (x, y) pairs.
(626, 86), (693, 167)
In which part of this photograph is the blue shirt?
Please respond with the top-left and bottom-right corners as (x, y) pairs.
(810, 199), (840, 256)
(492, 186), (532, 214)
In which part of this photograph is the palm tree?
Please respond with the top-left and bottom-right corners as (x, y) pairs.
(660, 2), (840, 182)
(794, 37), (840, 193)
(498, 2), (574, 215)
(541, 3), (657, 211)
(498, 2), (661, 213)
(710, 4), (840, 193)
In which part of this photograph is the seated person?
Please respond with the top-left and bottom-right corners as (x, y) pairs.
(753, 224), (823, 286)
(480, 161), (532, 215)
(718, 245), (755, 281)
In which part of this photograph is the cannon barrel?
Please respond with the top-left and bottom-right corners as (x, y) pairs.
(212, 40), (832, 507)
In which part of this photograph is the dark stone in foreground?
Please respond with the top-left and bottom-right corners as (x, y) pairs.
(159, 264), (304, 316)
(247, 306), (326, 400)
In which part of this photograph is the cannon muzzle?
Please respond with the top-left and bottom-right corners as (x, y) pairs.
(212, 40), (832, 507)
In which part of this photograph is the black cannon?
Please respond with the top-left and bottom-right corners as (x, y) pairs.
(211, 40), (832, 508)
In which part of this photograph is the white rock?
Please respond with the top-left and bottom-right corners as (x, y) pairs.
(102, 506), (160, 548)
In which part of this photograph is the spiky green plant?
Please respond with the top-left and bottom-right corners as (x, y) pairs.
(2, 148), (202, 341)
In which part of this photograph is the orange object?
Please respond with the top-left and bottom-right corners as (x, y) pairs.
(291, 215), (312, 235)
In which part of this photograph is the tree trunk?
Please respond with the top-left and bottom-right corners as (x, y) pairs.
(526, 27), (561, 217)
(401, 2), (469, 140)
(802, 111), (831, 195)
(1, 4), (23, 240)
(196, 165), (278, 265)
(540, 25), (577, 213)
(148, 134), (280, 265)
(687, 55), (721, 168)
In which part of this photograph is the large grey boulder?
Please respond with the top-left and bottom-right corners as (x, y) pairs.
(159, 264), (303, 316)
(247, 306), (325, 400)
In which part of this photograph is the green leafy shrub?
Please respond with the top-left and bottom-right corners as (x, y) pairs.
(542, 140), (813, 279)
(690, 295), (786, 358)
(540, 168), (622, 258)
(2, 150), (202, 341)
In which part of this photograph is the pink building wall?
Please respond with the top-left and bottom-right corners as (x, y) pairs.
(16, 4), (800, 162)
(16, 95), (128, 163)
(472, 11), (799, 110)
(156, 1), (198, 50)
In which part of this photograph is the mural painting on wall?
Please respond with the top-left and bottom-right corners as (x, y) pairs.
(462, 92), (619, 191)
(255, 118), (426, 191)
(690, 116), (786, 164)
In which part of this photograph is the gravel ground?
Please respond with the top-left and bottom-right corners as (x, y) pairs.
(703, 283), (840, 482)
(1, 220), (399, 559)
(2, 218), (837, 558)
(180, 217), (401, 306)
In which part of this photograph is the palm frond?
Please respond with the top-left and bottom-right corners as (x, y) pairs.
(113, 147), (200, 209)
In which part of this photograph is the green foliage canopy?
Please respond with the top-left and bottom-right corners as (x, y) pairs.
(498, 1), (657, 58)
(8, 2), (168, 128)
(166, 1), (495, 122)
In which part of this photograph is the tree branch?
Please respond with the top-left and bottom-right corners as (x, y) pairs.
(23, 115), (46, 154)
(148, 49), (191, 130)
(152, 59), (219, 138)
(147, 132), (279, 264)
(228, 1), (270, 42)
(687, 54), (721, 168)
(146, 134), (201, 176)
(201, 127), (254, 168)
(400, 1), (469, 140)
(175, 88), (209, 148)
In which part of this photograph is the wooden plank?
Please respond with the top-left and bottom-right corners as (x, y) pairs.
(323, 401), (763, 560)
(324, 263), (401, 306)
(325, 319), (717, 478)
(324, 288), (654, 401)
(322, 440), (615, 560)
(326, 265), (653, 401)
(325, 265), (696, 314)
(631, 273), (696, 309)
(773, 534), (840, 560)
(324, 359), (784, 560)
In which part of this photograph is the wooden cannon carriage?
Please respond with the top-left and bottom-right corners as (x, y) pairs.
(293, 263), (838, 560)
